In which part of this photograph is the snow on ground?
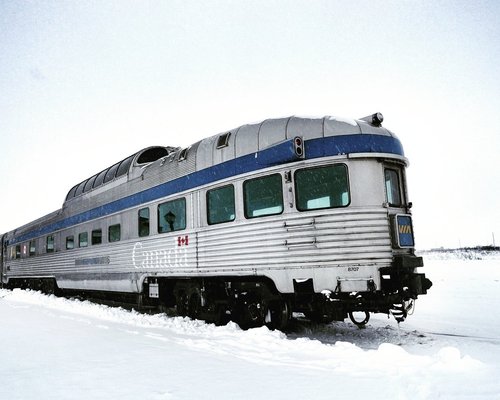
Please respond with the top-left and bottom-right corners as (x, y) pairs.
(1, 253), (500, 399)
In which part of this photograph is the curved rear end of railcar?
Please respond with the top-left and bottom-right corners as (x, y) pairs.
(274, 155), (432, 324)
(263, 115), (432, 324)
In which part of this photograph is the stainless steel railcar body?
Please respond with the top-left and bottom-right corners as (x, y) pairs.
(1, 113), (431, 328)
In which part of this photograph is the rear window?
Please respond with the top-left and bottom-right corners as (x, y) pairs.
(385, 168), (402, 206)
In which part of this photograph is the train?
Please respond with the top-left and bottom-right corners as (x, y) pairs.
(1, 113), (432, 329)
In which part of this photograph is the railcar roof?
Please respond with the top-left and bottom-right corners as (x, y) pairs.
(6, 113), (405, 242)
(64, 113), (399, 204)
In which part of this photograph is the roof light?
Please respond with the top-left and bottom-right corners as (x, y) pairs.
(360, 112), (384, 127)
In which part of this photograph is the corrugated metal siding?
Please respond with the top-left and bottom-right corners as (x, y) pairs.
(5, 207), (393, 294)
(197, 208), (392, 270)
(6, 233), (198, 291)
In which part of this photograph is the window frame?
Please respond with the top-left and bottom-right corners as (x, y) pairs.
(78, 232), (89, 248)
(46, 235), (55, 253)
(384, 167), (403, 207)
(14, 245), (21, 259)
(294, 164), (351, 212)
(66, 235), (75, 250)
(29, 240), (36, 256)
(108, 224), (121, 243)
(207, 184), (236, 225)
(138, 207), (150, 237)
(243, 173), (284, 219)
(157, 197), (187, 233)
(91, 229), (102, 245)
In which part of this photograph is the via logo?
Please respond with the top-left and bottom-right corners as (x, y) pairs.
(177, 235), (189, 247)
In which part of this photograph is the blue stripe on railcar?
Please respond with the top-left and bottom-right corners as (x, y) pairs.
(306, 134), (404, 158)
(10, 134), (404, 245)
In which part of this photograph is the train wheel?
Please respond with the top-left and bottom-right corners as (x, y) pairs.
(187, 292), (202, 320)
(265, 299), (290, 331)
(175, 291), (189, 317)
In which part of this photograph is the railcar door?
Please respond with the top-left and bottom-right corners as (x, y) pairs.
(383, 163), (415, 248)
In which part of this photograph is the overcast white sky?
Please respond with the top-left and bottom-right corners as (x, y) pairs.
(1, 1), (499, 249)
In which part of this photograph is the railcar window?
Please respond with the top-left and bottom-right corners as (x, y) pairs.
(66, 184), (78, 201)
(15, 245), (21, 259)
(29, 240), (36, 256)
(207, 185), (235, 225)
(244, 174), (284, 218)
(91, 229), (102, 245)
(75, 181), (86, 197)
(295, 165), (350, 211)
(138, 208), (150, 237)
(158, 198), (186, 233)
(116, 154), (135, 177)
(66, 236), (74, 250)
(79, 232), (88, 248)
(84, 175), (98, 193)
(385, 168), (402, 206)
(108, 224), (121, 242)
(46, 235), (55, 253)
(93, 170), (108, 189)
(137, 147), (169, 164)
(104, 162), (120, 184)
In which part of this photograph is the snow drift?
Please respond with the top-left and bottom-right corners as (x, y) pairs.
(1, 254), (499, 399)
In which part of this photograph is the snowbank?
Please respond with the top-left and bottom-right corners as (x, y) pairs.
(1, 255), (499, 399)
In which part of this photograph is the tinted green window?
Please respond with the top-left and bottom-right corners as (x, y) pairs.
(29, 240), (36, 256)
(158, 198), (186, 233)
(79, 232), (88, 248)
(46, 235), (55, 253)
(15, 245), (21, 259)
(138, 208), (150, 237)
(385, 168), (402, 206)
(207, 185), (235, 225)
(66, 236), (74, 250)
(91, 229), (102, 245)
(108, 224), (121, 242)
(244, 174), (283, 218)
(295, 165), (350, 211)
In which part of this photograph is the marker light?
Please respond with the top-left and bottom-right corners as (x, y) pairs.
(294, 137), (304, 158)
(372, 112), (384, 126)
(360, 112), (384, 127)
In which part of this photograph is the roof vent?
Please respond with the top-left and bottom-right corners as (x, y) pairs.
(179, 146), (190, 161)
(216, 132), (231, 149)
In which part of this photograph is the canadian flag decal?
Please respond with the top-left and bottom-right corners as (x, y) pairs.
(177, 235), (189, 247)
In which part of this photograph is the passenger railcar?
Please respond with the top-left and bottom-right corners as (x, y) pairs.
(1, 113), (431, 329)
